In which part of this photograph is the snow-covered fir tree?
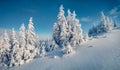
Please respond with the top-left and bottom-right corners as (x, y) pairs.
(9, 28), (21, 67)
(0, 36), (3, 61)
(64, 42), (73, 54)
(109, 17), (114, 30)
(106, 16), (114, 31)
(19, 23), (26, 65)
(53, 5), (68, 48)
(83, 34), (89, 42)
(40, 41), (46, 57)
(19, 23), (26, 49)
(99, 11), (108, 33)
(25, 17), (38, 62)
(51, 39), (59, 50)
(69, 11), (83, 46)
(113, 20), (117, 27)
(0, 30), (11, 67)
(101, 12), (115, 31)
(26, 17), (37, 47)
(88, 11), (115, 37)
(45, 38), (53, 52)
(65, 9), (84, 46)
(53, 5), (84, 48)
(66, 9), (73, 43)
(88, 23), (97, 37)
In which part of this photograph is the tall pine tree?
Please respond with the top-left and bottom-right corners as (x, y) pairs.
(25, 17), (38, 62)
(9, 28), (21, 67)
(72, 11), (83, 46)
(0, 30), (11, 66)
(53, 5), (68, 48)
(19, 23), (26, 65)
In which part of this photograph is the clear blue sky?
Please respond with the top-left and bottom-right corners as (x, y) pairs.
(0, 0), (120, 37)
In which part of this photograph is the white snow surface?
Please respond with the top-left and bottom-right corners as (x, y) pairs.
(10, 30), (120, 70)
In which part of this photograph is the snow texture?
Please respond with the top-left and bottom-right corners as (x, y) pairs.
(10, 29), (120, 70)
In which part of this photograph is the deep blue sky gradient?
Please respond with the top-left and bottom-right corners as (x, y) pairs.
(0, 0), (120, 37)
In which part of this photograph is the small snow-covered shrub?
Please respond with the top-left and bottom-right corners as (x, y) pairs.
(62, 43), (73, 55)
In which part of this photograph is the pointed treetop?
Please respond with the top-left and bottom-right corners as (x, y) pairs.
(60, 4), (64, 11)
(29, 17), (33, 22)
(101, 11), (106, 19)
(67, 9), (71, 16)
(12, 28), (16, 38)
(59, 4), (64, 14)
(28, 17), (34, 31)
(22, 23), (25, 28)
(12, 28), (15, 32)
(20, 23), (25, 31)
(72, 11), (76, 18)
(3, 30), (10, 41)
(58, 5), (65, 19)
(12, 28), (16, 36)
(4, 30), (8, 38)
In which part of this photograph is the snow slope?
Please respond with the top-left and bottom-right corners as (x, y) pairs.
(10, 30), (120, 70)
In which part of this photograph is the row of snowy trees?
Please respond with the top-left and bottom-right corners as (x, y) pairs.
(53, 5), (85, 54)
(88, 11), (117, 37)
(53, 5), (84, 49)
(0, 17), (41, 67)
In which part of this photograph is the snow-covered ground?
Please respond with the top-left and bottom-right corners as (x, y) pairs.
(10, 29), (120, 70)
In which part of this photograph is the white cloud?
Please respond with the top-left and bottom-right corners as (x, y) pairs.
(80, 16), (92, 22)
(110, 8), (118, 15)
(109, 5), (120, 18)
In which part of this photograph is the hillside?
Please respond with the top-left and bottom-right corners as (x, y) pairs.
(10, 29), (120, 70)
